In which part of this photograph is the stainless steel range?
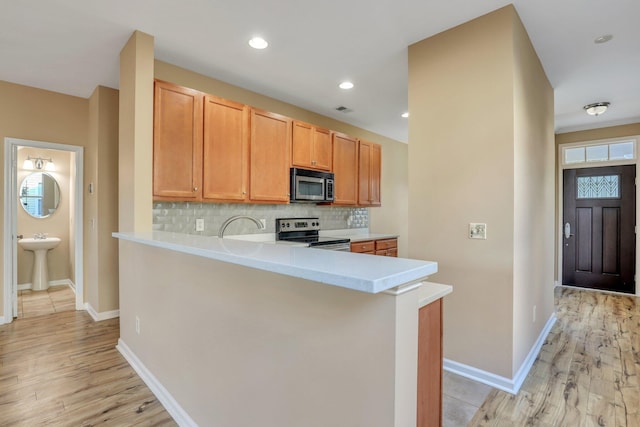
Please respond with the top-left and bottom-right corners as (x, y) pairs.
(276, 218), (351, 252)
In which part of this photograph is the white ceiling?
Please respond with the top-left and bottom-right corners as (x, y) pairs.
(2, 0), (639, 143)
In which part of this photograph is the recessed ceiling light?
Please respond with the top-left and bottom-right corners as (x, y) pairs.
(248, 37), (268, 49)
(594, 34), (613, 44)
(401, 112), (409, 118)
(339, 81), (354, 90)
(583, 102), (610, 116)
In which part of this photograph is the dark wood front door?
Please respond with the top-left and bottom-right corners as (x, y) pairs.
(563, 165), (636, 293)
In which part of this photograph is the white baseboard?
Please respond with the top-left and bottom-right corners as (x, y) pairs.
(0, 316), (5, 324)
(444, 313), (557, 395)
(117, 339), (197, 427)
(85, 303), (120, 322)
(18, 279), (74, 291)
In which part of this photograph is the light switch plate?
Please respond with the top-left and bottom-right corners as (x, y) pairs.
(469, 223), (487, 239)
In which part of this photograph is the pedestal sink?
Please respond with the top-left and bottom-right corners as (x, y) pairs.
(18, 237), (61, 291)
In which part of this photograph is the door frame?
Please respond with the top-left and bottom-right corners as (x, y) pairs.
(557, 136), (640, 296)
(3, 137), (84, 323)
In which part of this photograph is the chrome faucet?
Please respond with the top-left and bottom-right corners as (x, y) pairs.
(34, 232), (48, 240)
(218, 215), (265, 238)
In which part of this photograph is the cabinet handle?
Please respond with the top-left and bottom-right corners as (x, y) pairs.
(193, 186), (198, 192)
(242, 191), (246, 195)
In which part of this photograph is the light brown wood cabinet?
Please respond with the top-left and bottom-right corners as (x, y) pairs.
(332, 132), (359, 205)
(417, 298), (443, 427)
(374, 238), (397, 257)
(350, 240), (375, 254)
(351, 238), (397, 257)
(153, 80), (203, 201)
(358, 140), (381, 206)
(202, 95), (249, 202)
(292, 121), (332, 171)
(153, 80), (384, 207)
(250, 109), (292, 203)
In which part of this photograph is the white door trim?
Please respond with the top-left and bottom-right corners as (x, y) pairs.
(3, 137), (84, 323)
(557, 137), (639, 297)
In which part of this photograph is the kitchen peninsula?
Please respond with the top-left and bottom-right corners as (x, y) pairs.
(114, 231), (450, 427)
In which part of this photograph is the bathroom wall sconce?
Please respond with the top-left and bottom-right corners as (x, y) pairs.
(583, 102), (610, 116)
(23, 156), (55, 171)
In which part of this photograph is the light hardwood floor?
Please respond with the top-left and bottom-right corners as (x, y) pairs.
(470, 286), (640, 426)
(0, 308), (176, 425)
(17, 286), (76, 319)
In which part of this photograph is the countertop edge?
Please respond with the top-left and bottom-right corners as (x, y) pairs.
(418, 282), (453, 308)
(113, 231), (438, 295)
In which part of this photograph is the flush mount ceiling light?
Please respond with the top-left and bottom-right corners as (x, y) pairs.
(248, 37), (268, 49)
(339, 81), (354, 90)
(401, 112), (409, 118)
(584, 102), (610, 116)
(594, 34), (613, 44)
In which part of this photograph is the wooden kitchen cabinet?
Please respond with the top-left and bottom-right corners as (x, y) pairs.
(350, 240), (375, 254)
(358, 140), (381, 206)
(375, 238), (397, 257)
(250, 109), (292, 203)
(417, 298), (443, 427)
(332, 132), (359, 205)
(352, 238), (397, 257)
(292, 121), (332, 171)
(153, 80), (204, 201)
(202, 95), (249, 202)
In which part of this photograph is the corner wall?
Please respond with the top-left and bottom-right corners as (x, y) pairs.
(87, 86), (120, 314)
(511, 12), (555, 373)
(408, 5), (555, 380)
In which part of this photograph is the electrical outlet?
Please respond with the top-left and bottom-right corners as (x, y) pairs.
(135, 316), (141, 335)
(533, 305), (537, 323)
(469, 223), (487, 239)
(259, 219), (266, 228)
(195, 218), (205, 232)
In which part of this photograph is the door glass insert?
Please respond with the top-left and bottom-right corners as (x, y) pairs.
(577, 175), (619, 199)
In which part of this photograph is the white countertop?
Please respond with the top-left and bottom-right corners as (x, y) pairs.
(113, 231), (437, 294)
(319, 229), (399, 242)
(418, 282), (453, 308)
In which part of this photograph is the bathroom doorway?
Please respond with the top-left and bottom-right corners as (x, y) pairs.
(3, 137), (84, 323)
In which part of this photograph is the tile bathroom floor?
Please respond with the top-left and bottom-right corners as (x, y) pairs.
(443, 371), (493, 426)
(17, 285), (76, 318)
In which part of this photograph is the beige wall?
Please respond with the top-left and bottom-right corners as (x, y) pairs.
(154, 61), (410, 255)
(87, 86), (120, 312)
(408, 6), (554, 378)
(17, 148), (72, 285)
(511, 12), (556, 372)
(0, 81), (88, 318)
(119, 31), (154, 233)
(119, 240), (419, 426)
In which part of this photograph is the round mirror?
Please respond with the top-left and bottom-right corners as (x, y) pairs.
(19, 172), (61, 218)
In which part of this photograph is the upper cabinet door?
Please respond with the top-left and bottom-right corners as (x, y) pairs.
(312, 127), (332, 171)
(250, 109), (292, 203)
(292, 121), (332, 171)
(202, 95), (249, 202)
(153, 80), (204, 200)
(332, 132), (358, 205)
(358, 140), (382, 206)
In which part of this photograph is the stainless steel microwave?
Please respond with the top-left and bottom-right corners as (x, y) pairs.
(290, 168), (334, 203)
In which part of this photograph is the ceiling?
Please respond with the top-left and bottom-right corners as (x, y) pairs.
(2, 0), (639, 143)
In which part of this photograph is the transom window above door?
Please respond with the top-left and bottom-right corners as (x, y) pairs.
(563, 140), (636, 166)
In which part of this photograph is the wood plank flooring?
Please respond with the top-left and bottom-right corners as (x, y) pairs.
(0, 310), (177, 426)
(470, 286), (640, 426)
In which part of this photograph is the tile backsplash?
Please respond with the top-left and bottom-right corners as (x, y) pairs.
(153, 202), (368, 236)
